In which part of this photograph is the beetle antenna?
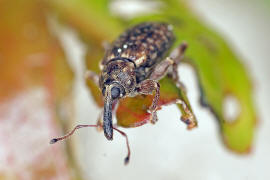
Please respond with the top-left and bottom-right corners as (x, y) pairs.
(113, 127), (131, 165)
(50, 124), (131, 165)
(50, 124), (97, 144)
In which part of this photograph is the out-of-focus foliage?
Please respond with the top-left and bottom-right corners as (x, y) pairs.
(0, 0), (257, 177)
(0, 0), (81, 179)
(263, 0), (270, 7)
(49, 0), (256, 153)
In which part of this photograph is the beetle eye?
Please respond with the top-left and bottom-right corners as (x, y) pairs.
(111, 87), (120, 99)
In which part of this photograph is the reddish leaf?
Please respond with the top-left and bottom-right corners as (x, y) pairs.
(0, 0), (80, 179)
(116, 77), (197, 128)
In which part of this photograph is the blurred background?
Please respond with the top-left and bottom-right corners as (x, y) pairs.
(0, 0), (269, 179)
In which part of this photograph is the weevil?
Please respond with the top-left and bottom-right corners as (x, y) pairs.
(50, 22), (197, 164)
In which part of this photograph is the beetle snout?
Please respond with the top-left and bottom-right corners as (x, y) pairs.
(104, 124), (113, 140)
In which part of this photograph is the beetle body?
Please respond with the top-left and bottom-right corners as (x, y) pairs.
(50, 22), (195, 164)
(99, 22), (175, 140)
(101, 22), (175, 87)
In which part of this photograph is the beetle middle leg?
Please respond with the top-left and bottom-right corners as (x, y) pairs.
(150, 42), (188, 89)
(149, 42), (187, 81)
(136, 79), (160, 124)
(135, 43), (188, 124)
(146, 42), (197, 129)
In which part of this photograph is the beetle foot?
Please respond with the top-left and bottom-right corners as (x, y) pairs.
(175, 99), (197, 130)
(148, 110), (158, 124)
(181, 114), (197, 130)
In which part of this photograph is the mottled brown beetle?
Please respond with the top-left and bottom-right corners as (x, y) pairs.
(50, 22), (197, 164)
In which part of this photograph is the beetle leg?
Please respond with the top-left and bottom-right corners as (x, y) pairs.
(147, 42), (196, 129)
(149, 57), (174, 80)
(175, 99), (197, 129)
(149, 42), (187, 83)
(155, 98), (197, 129)
(167, 42), (188, 90)
(85, 70), (100, 86)
(169, 42), (188, 63)
(136, 79), (160, 124)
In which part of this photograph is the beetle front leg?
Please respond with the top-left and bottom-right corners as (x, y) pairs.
(136, 79), (160, 124)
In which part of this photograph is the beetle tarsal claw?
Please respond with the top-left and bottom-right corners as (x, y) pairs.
(181, 114), (197, 130)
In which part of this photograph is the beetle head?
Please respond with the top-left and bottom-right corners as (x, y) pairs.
(100, 60), (136, 140)
(100, 60), (136, 97)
